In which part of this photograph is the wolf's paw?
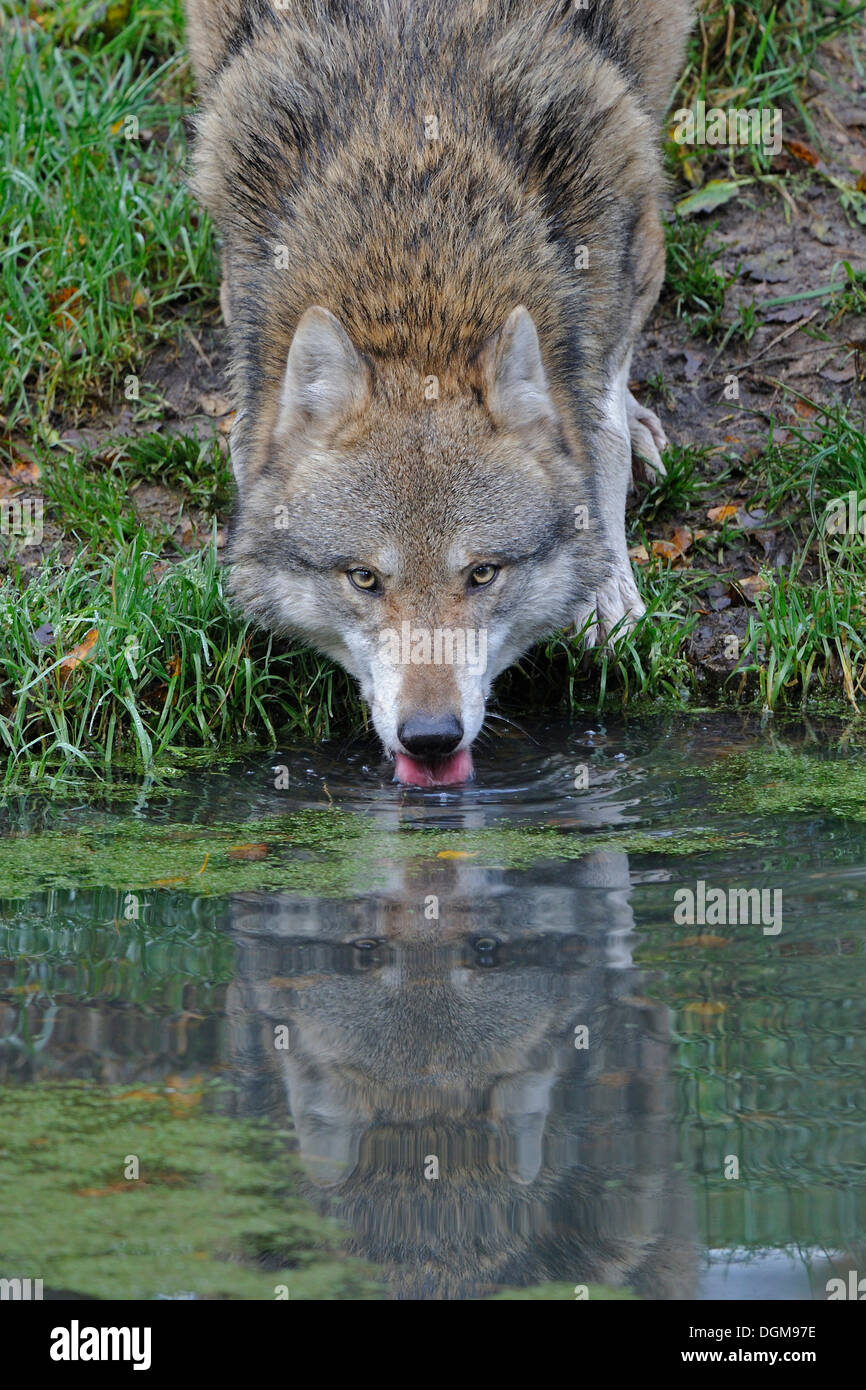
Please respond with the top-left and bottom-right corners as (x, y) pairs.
(575, 563), (646, 650)
(627, 390), (667, 485)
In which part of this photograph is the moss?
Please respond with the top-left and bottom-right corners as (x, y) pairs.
(0, 1080), (380, 1300)
(0, 806), (770, 903)
(690, 749), (866, 821)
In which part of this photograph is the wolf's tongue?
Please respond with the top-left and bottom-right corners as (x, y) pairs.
(394, 747), (474, 787)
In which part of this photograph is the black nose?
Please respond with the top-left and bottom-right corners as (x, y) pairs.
(398, 714), (464, 760)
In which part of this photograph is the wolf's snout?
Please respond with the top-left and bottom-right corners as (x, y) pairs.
(393, 713), (473, 788)
(398, 714), (463, 759)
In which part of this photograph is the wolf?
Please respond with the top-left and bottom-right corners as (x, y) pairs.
(184, 0), (694, 784)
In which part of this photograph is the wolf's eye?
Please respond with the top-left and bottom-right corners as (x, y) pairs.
(347, 568), (380, 593)
(469, 564), (499, 588)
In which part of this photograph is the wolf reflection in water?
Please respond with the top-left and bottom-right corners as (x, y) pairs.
(225, 849), (696, 1299)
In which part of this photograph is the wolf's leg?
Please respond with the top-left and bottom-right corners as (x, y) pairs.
(576, 351), (647, 648)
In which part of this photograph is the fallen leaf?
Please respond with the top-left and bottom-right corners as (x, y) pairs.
(11, 455), (40, 485)
(436, 850), (479, 860)
(49, 286), (84, 330)
(793, 400), (817, 420)
(628, 544), (650, 565)
(676, 178), (750, 218)
(735, 507), (768, 530)
(784, 138), (819, 166)
(706, 505), (738, 524)
(58, 627), (98, 682)
(166, 654), (181, 678)
(683, 1001), (727, 1016)
(736, 574), (770, 603)
(670, 525), (694, 554)
(227, 843), (269, 860)
(678, 935), (731, 948)
(651, 538), (688, 565)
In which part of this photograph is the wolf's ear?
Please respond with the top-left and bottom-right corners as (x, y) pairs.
(276, 306), (370, 439)
(479, 305), (557, 433)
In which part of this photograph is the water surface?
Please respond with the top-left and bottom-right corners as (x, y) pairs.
(1, 714), (864, 1300)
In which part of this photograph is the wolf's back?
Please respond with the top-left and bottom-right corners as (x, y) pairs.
(186, 1), (692, 121)
(186, 0), (692, 470)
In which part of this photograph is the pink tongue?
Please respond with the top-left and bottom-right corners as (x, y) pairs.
(394, 747), (474, 787)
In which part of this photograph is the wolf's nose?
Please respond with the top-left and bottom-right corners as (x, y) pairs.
(398, 714), (464, 759)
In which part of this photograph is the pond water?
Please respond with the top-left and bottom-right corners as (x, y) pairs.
(1, 713), (864, 1300)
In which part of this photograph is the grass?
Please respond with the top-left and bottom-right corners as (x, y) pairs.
(664, 217), (735, 339)
(0, 0), (216, 434)
(0, 527), (361, 785)
(675, 0), (866, 129)
(39, 430), (233, 550)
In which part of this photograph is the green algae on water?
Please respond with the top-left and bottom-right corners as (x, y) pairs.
(0, 806), (770, 903)
(0, 1081), (379, 1301)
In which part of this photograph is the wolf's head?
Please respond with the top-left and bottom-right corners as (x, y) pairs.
(229, 304), (606, 784)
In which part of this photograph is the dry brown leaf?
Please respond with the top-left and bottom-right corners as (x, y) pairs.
(737, 574), (770, 603)
(58, 627), (98, 682)
(707, 504), (738, 524)
(49, 286), (84, 330)
(11, 455), (40, 485)
(628, 544), (650, 566)
(784, 139), (819, 166)
(227, 843), (269, 861)
(651, 539), (688, 565)
(670, 525), (693, 554)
